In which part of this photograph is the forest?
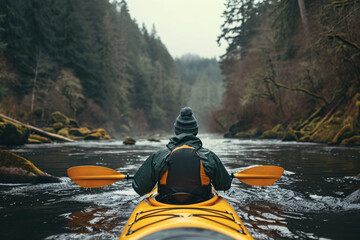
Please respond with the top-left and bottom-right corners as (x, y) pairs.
(1, 0), (360, 145)
(0, 0), (222, 137)
(212, 0), (360, 145)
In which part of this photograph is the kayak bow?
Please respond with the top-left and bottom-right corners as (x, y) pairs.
(119, 189), (254, 240)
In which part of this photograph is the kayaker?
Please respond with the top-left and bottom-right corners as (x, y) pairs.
(132, 106), (232, 204)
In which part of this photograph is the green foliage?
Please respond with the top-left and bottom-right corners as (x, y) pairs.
(0, 85), (7, 101)
(218, 0), (265, 58)
(0, 0), (186, 134)
(0, 14), (7, 52)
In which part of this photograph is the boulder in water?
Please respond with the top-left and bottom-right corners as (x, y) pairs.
(0, 118), (30, 146)
(123, 137), (136, 145)
(84, 128), (111, 140)
(0, 150), (59, 183)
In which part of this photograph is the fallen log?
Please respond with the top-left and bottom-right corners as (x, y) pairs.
(0, 113), (74, 142)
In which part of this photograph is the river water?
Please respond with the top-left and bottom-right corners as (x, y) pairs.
(1, 134), (359, 240)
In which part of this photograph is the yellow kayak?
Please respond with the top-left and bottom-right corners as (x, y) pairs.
(67, 165), (284, 239)
(119, 190), (254, 240)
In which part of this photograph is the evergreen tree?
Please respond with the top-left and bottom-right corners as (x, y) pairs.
(0, 14), (7, 52)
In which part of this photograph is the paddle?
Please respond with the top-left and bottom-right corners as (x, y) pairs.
(67, 166), (133, 188)
(232, 165), (284, 186)
(68, 165), (283, 188)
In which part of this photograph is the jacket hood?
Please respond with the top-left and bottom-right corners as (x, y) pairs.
(167, 133), (202, 150)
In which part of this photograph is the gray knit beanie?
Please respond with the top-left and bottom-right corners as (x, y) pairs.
(174, 107), (198, 136)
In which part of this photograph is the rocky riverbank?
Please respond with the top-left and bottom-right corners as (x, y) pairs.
(32, 111), (111, 143)
(0, 111), (111, 145)
(225, 93), (360, 146)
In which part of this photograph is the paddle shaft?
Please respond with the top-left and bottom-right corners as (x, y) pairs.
(68, 165), (283, 188)
(232, 173), (281, 179)
(71, 174), (134, 181)
(70, 173), (276, 180)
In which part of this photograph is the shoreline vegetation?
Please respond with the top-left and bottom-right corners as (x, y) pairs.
(225, 93), (360, 146)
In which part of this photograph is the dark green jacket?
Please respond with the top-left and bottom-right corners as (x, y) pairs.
(132, 133), (232, 196)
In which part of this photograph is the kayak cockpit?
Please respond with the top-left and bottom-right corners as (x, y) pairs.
(149, 190), (219, 206)
(119, 190), (254, 240)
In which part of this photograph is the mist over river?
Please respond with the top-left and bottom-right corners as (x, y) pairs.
(1, 134), (359, 240)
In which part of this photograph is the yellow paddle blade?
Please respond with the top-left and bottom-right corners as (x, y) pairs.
(67, 166), (126, 188)
(233, 165), (284, 186)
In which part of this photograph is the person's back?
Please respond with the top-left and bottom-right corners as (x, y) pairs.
(132, 107), (232, 204)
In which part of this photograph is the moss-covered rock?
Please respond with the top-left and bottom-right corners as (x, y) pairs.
(56, 127), (82, 140)
(224, 119), (252, 138)
(50, 111), (70, 125)
(68, 118), (80, 128)
(84, 128), (111, 140)
(235, 128), (262, 138)
(27, 134), (52, 144)
(0, 150), (59, 183)
(0, 118), (30, 146)
(123, 137), (136, 145)
(282, 129), (298, 141)
(69, 127), (91, 137)
(43, 127), (56, 134)
(57, 127), (70, 138)
(52, 122), (65, 131)
(47, 112), (111, 141)
(27, 138), (42, 144)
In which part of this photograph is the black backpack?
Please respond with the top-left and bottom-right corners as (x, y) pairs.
(157, 145), (212, 204)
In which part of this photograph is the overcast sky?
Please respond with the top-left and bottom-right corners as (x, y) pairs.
(126, 0), (227, 59)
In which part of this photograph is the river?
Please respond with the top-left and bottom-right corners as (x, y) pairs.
(1, 134), (359, 240)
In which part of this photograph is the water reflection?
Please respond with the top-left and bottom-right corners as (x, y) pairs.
(66, 207), (123, 234)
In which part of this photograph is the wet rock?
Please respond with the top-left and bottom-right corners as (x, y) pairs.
(50, 111), (70, 125)
(0, 118), (30, 146)
(84, 129), (111, 140)
(282, 130), (298, 142)
(68, 118), (80, 128)
(0, 150), (59, 183)
(69, 127), (91, 137)
(57, 127), (70, 138)
(123, 137), (136, 145)
(52, 122), (65, 131)
(148, 138), (160, 142)
(27, 134), (52, 144)
(48, 112), (111, 141)
(224, 119), (251, 138)
(43, 127), (56, 134)
(235, 128), (262, 139)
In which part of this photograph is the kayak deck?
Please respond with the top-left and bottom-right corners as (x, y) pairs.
(119, 191), (254, 240)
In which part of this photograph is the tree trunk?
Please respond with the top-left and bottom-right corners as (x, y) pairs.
(297, 0), (309, 38)
(0, 113), (74, 142)
(30, 65), (38, 112)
